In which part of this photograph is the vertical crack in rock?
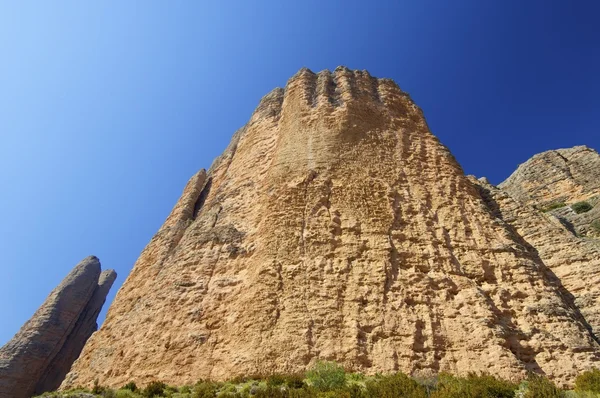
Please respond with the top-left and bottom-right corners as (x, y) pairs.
(193, 177), (213, 220)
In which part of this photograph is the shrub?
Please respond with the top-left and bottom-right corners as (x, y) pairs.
(346, 373), (365, 382)
(541, 202), (567, 212)
(192, 381), (219, 398)
(116, 390), (139, 398)
(365, 373), (427, 398)
(315, 391), (351, 398)
(121, 382), (138, 392)
(253, 386), (287, 397)
(430, 373), (517, 398)
(266, 373), (307, 389)
(180, 385), (192, 393)
(285, 374), (307, 389)
(572, 201), (593, 214)
(523, 373), (562, 398)
(591, 220), (600, 234)
(306, 361), (347, 391)
(144, 380), (167, 397)
(92, 379), (105, 394)
(267, 374), (287, 387)
(575, 368), (600, 393)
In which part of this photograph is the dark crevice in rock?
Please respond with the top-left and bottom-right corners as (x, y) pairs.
(193, 177), (213, 219)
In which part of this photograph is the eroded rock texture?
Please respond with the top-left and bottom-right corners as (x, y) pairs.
(474, 178), (600, 339)
(64, 68), (600, 389)
(500, 146), (600, 238)
(0, 256), (116, 398)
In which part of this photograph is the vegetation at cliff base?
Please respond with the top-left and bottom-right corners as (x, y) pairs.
(575, 368), (600, 394)
(34, 362), (600, 398)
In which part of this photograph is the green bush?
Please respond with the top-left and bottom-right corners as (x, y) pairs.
(192, 381), (219, 398)
(286, 374), (307, 389)
(144, 381), (167, 397)
(542, 202), (567, 212)
(572, 202), (593, 214)
(430, 373), (517, 398)
(315, 391), (351, 398)
(306, 361), (347, 391)
(575, 368), (600, 393)
(116, 390), (140, 398)
(92, 379), (106, 394)
(267, 374), (287, 387)
(266, 373), (307, 389)
(523, 373), (562, 398)
(121, 382), (138, 392)
(365, 373), (427, 398)
(253, 386), (289, 397)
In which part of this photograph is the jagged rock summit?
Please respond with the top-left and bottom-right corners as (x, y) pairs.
(63, 67), (600, 389)
(0, 256), (116, 398)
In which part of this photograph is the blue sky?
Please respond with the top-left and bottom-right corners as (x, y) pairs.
(1, 1), (599, 345)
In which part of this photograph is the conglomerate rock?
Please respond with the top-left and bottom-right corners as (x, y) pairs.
(500, 146), (600, 238)
(474, 178), (600, 340)
(63, 67), (600, 389)
(0, 256), (116, 398)
(34, 270), (117, 395)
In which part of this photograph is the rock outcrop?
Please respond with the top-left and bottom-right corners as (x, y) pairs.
(500, 146), (600, 238)
(63, 67), (600, 388)
(474, 178), (600, 339)
(0, 256), (116, 398)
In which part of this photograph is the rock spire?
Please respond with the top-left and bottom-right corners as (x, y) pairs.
(0, 256), (116, 398)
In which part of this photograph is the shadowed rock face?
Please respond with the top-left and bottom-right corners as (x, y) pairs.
(63, 67), (600, 388)
(474, 177), (600, 339)
(0, 256), (116, 398)
(477, 145), (600, 348)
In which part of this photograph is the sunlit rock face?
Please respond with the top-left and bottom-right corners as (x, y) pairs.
(500, 146), (600, 240)
(63, 68), (600, 389)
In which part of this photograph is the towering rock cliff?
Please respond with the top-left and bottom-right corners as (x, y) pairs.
(0, 256), (116, 398)
(63, 67), (600, 389)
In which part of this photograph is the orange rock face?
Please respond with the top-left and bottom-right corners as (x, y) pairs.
(63, 68), (600, 388)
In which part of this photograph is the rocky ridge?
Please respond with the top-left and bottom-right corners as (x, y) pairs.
(500, 146), (600, 238)
(62, 67), (600, 388)
(0, 256), (116, 398)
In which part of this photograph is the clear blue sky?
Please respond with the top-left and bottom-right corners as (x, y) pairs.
(1, 1), (599, 346)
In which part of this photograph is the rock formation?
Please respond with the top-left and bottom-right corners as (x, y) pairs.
(0, 256), (116, 398)
(474, 178), (600, 338)
(62, 67), (600, 389)
(473, 145), (600, 340)
(500, 146), (600, 238)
